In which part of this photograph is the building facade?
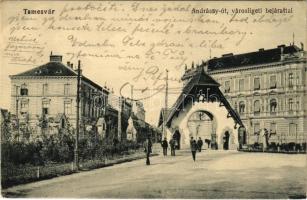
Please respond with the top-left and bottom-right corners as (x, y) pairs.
(200, 44), (306, 145)
(10, 54), (109, 140)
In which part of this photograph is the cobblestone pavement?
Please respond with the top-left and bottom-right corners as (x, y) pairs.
(2, 149), (306, 198)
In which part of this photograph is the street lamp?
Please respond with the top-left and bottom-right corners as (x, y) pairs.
(15, 85), (20, 141)
(74, 60), (81, 171)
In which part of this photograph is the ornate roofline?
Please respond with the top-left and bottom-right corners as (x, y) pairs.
(207, 58), (306, 75)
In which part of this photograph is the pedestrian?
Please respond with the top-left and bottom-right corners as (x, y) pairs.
(190, 137), (197, 161)
(161, 137), (168, 156)
(169, 138), (176, 156)
(144, 137), (152, 165)
(197, 137), (203, 152)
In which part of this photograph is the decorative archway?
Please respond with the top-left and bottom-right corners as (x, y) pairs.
(167, 101), (239, 149)
(165, 68), (244, 150)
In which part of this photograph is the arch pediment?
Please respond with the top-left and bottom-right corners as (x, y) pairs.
(253, 92), (261, 96)
(238, 93), (245, 98)
(268, 90), (278, 95)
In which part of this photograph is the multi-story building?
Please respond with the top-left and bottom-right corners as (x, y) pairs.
(197, 43), (306, 145)
(10, 53), (109, 140)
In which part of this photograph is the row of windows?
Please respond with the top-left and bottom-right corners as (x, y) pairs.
(253, 123), (297, 136)
(224, 73), (296, 93)
(17, 84), (105, 98)
(236, 98), (298, 114)
(19, 100), (72, 115)
(16, 84), (71, 96)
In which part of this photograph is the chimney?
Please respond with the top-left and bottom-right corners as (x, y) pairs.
(70, 63), (73, 69)
(50, 54), (62, 62)
(67, 61), (71, 67)
(278, 45), (285, 61)
(259, 48), (264, 52)
(300, 42), (304, 50)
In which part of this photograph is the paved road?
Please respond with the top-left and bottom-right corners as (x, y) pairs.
(2, 149), (306, 198)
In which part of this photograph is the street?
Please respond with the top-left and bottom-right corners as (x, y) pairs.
(2, 149), (306, 198)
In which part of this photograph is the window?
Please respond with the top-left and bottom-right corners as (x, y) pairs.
(42, 108), (48, 115)
(64, 102), (72, 115)
(289, 123), (297, 136)
(254, 77), (260, 90)
(43, 84), (48, 96)
(64, 84), (70, 95)
(270, 99), (277, 114)
(254, 123), (260, 135)
(20, 84), (28, 96)
(289, 98), (293, 111)
(289, 73), (294, 87)
(239, 101), (245, 114)
(239, 79), (244, 91)
(20, 100), (29, 114)
(254, 100), (260, 114)
(270, 75), (277, 89)
(102, 123), (106, 131)
(270, 123), (276, 134)
(42, 100), (49, 115)
(225, 81), (230, 93)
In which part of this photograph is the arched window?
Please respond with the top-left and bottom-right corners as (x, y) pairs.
(239, 101), (245, 114)
(289, 73), (294, 87)
(289, 98), (294, 111)
(270, 99), (277, 114)
(254, 100), (260, 114)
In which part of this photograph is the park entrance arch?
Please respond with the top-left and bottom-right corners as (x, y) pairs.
(165, 68), (244, 150)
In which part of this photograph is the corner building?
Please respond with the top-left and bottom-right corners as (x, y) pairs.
(203, 44), (306, 145)
(10, 54), (109, 140)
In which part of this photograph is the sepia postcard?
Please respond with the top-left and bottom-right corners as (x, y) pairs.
(0, 0), (306, 199)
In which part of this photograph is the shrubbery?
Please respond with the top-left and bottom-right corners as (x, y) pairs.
(1, 131), (140, 167)
(242, 142), (306, 152)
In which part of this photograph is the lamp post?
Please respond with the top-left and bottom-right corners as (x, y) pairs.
(118, 96), (122, 141)
(15, 85), (20, 141)
(74, 60), (81, 171)
(163, 69), (169, 138)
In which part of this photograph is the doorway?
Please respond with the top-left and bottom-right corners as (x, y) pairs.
(223, 131), (230, 150)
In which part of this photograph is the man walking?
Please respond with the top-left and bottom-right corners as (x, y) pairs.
(144, 137), (152, 165)
(190, 137), (197, 161)
(169, 138), (176, 156)
(197, 137), (203, 152)
(161, 137), (168, 156)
